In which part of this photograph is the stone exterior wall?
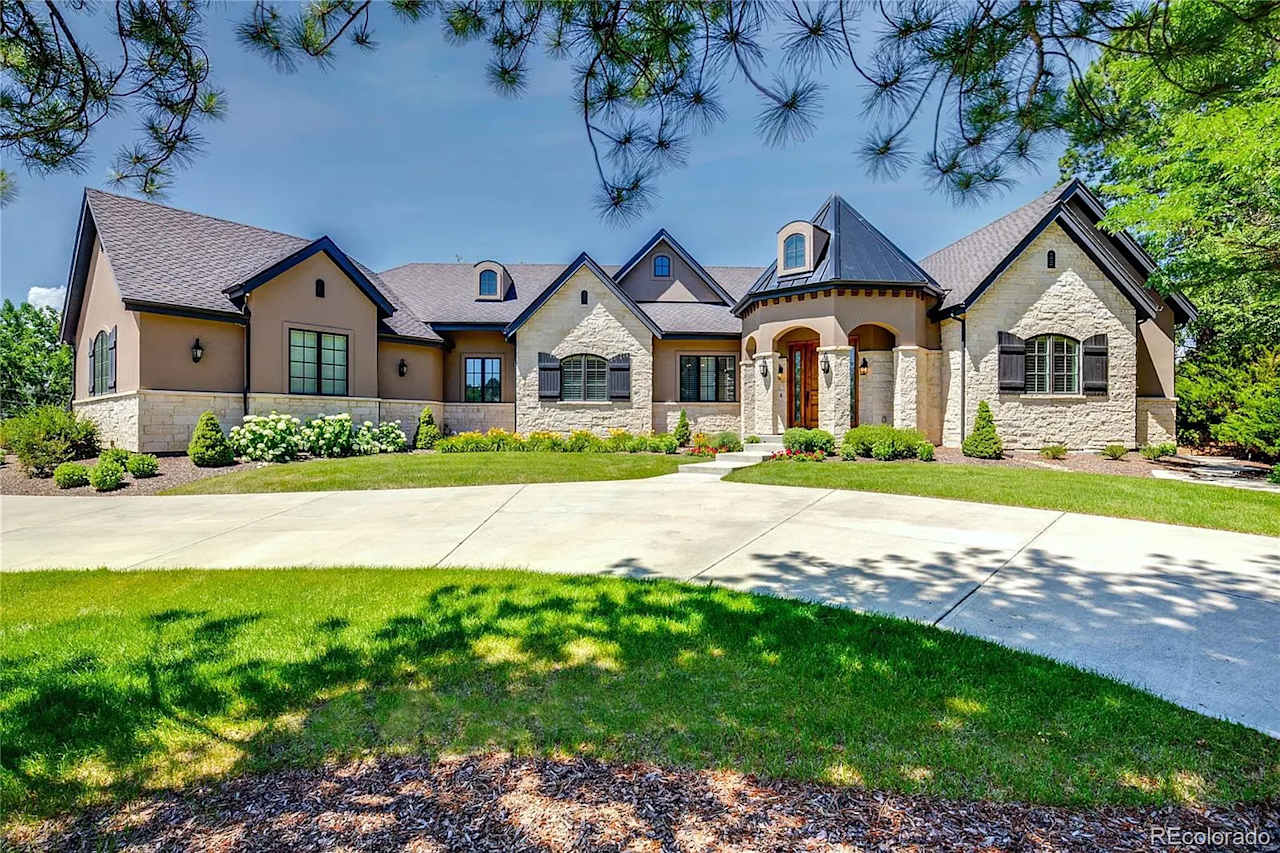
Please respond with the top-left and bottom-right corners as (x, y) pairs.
(944, 222), (1139, 449)
(139, 390), (243, 453)
(738, 360), (755, 436)
(653, 402), (741, 436)
(74, 392), (141, 451)
(514, 266), (654, 435)
(247, 393), (381, 425)
(817, 345), (852, 440)
(940, 320), (964, 446)
(857, 351), (895, 427)
(1137, 397), (1177, 445)
(748, 352), (784, 434)
(445, 403), (515, 434)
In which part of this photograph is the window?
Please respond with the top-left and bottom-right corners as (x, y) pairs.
(315, 278), (325, 298)
(1025, 335), (1079, 394)
(561, 354), (608, 401)
(783, 233), (805, 269)
(580, 289), (589, 305)
(653, 254), (671, 277)
(464, 356), (502, 402)
(679, 355), (736, 402)
(478, 269), (498, 297)
(289, 329), (347, 395)
(91, 330), (110, 394)
(1046, 250), (1056, 269)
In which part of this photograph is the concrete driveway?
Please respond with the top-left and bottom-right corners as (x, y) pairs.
(3, 471), (1278, 737)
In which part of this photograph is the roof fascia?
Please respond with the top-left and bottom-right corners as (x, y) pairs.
(1060, 181), (1158, 275)
(613, 229), (736, 305)
(59, 192), (97, 344)
(223, 236), (395, 317)
(122, 300), (246, 324)
(504, 253), (663, 340)
(733, 278), (938, 316)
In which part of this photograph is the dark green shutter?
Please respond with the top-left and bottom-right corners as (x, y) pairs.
(608, 354), (631, 399)
(537, 352), (561, 399)
(107, 325), (117, 392)
(997, 331), (1025, 392)
(1082, 334), (1108, 395)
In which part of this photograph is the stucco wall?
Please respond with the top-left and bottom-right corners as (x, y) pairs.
(246, 252), (378, 397)
(617, 240), (722, 302)
(1137, 300), (1177, 398)
(138, 313), (244, 392)
(948, 222), (1139, 449)
(740, 289), (938, 355)
(652, 338), (739, 401)
(378, 340), (444, 401)
(514, 266), (654, 434)
(653, 402), (740, 435)
(443, 330), (515, 403)
(73, 237), (140, 398)
(73, 391), (141, 451)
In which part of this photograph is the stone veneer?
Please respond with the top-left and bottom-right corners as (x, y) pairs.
(857, 351), (895, 427)
(514, 266), (653, 435)
(73, 391), (142, 451)
(1137, 396), (1177, 445)
(940, 222), (1139, 449)
(653, 402), (741, 436)
(816, 345), (852, 440)
(445, 403), (515, 434)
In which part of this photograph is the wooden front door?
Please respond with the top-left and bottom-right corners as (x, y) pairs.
(787, 341), (819, 428)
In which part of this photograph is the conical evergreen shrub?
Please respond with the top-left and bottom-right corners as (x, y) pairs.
(188, 411), (234, 467)
(962, 400), (1003, 459)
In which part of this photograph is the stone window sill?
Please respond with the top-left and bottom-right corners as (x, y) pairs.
(1008, 393), (1089, 401)
(554, 400), (622, 406)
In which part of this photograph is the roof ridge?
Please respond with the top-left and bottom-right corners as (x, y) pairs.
(85, 187), (309, 243)
(919, 180), (1071, 263)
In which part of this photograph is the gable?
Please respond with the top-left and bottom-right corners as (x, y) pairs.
(504, 254), (661, 339)
(612, 230), (734, 305)
(616, 238), (724, 303)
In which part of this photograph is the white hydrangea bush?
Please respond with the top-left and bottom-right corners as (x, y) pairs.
(302, 414), (356, 458)
(229, 413), (304, 462)
(356, 420), (408, 454)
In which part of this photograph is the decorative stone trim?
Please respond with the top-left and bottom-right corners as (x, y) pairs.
(73, 392), (142, 452)
(653, 402), (740, 436)
(816, 345), (852, 440)
(1137, 396), (1177, 446)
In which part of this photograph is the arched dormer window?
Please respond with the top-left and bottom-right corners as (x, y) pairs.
(560, 354), (609, 401)
(783, 233), (806, 270)
(653, 254), (671, 277)
(1046, 250), (1056, 269)
(580, 289), (589, 305)
(478, 269), (498, 297)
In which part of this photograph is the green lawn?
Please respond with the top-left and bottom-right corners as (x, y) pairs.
(163, 451), (696, 495)
(3, 569), (1275, 822)
(726, 460), (1280, 537)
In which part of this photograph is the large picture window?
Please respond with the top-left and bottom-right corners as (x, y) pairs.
(561, 354), (608, 401)
(289, 329), (347, 395)
(1025, 335), (1079, 394)
(679, 355), (736, 402)
(464, 356), (502, 402)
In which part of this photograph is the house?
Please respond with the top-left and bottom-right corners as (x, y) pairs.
(60, 180), (1193, 453)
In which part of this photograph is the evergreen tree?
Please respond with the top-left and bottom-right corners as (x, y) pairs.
(962, 401), (1003, 459)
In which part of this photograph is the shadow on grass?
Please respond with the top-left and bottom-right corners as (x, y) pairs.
(2, 570), (1277, 822)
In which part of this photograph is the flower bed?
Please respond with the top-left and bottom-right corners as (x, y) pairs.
(435, 428), (681, 455)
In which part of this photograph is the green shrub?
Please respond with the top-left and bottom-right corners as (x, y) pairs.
(962, 401), (1003, 459)
(646, 434), (678, 454)
(525, 431), (566, 452)
(53, 462), (89, 489)
(99, 447), (131, 467)
(229, 412), (303, 462)
(1270, 464), (1280, 485)
(188, 411), (234, 467)
(870, 440), (896, 461)
(2, 405), (99, 477)
(624, 435), (649, 453)
(302, 414), (356, 457)
(88, 460), (124, 492)
(710, 431), (743, 452)
(126, 453), (159, 477)
(1140, 442), (1177, 460)
(436, 431), (493, 453)
(673, 409), (691, 447)
(605, 429), (635, 452)
(916, 442), (935, 461)
(1101, 444), (1129, 461)
(745, 435), (761, 444)
(841, 425), (924, 460)
(415, 407), (440, 449)
(1039, 444), (1068, 460)
(783, 428), (835, 455)
(566, 430), (606, 452)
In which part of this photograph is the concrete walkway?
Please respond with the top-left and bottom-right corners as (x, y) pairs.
(3, 473), (1278, 737)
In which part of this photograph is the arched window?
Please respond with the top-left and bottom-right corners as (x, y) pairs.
(783, 233), (806, 269)
(91, 330), (111, 394)
(1046, 250), (1056, 269)
(478, 269), (498, 297)
(653, 254), (671, 277)
(1025, 334), (1079, 394)
(315, 278), (325, 298)
(580, 289), (589, 305)
(560, 354), (608, 401)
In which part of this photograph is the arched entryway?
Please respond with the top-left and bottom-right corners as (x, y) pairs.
(849, 323), (896, 427)
(775, 326), (822, 428)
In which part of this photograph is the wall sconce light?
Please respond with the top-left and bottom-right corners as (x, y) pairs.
(191, 338), (204, 363)
(820, 353), (830, 374)
(758, 362), (768, 379)
(777, 362), (784, 377)
(858, 357), (870, 376)
(397, 358), (408, 377)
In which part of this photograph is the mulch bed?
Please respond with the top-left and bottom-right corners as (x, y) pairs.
(0, 453), (251, 497)
(7, 754), (1277, 852)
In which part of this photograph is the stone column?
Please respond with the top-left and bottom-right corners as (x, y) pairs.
(752, 351), (782, 434)
(739, 360), (755, 437)
(817, 345), (852, 441)
(893, 346), (919, 432)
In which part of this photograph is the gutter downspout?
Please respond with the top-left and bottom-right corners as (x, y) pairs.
(242, 304), (251, 417)
(959, 315), (967, 443)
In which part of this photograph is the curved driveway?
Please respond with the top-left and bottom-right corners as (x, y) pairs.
(4, 471), (1278, 737)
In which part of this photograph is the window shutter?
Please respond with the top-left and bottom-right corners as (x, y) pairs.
(1082, 334), (1108, 395)
(997, 331), (1025, 392)
(537, 352), (561, 399)
(107, 325), (117, 391)
(87, 339), (96, 394)
(608, 354), (631, 400)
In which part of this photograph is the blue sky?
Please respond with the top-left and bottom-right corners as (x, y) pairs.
(2, 5), (1065, 308)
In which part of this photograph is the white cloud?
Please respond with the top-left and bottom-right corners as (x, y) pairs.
(26, 286), (65, 311)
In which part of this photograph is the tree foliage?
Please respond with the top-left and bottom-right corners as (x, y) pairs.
(0, 299), (72, 418)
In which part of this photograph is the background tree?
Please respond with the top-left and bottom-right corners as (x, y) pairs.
(0, 299), (72, 418)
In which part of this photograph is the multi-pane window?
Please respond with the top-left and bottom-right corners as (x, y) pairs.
(92, 330), (110, 394)
(479, 269), (498, 297)
(289, 329), (347, 395)
(1025, 335), (1079, 394)
(783, 233), (805, 269)
(464, 356), (501, 402)
(679, 355), (736, 402)
(653, 254), (671, 277)
(561, 354), (608, 401)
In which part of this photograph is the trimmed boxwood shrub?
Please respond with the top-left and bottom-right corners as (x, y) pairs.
(915, 442), (935, 461)
(88, 460), (124, 492)
(2, 405), (100, 477)
(673, 409), (691, 446)
(646, 434), (678, 454)
(188, 411), (234, 467)
(962, 401), (1003, 459)
(745, 435), (761, 444)
(1270, 464), (1280, 485)
(126, 453), (159, 477)
(415, 407), (441, 449)
(841, 425), (925, 460)
(53, 462), (89, 489)
(100, 447), (131, 467)
(710, 431), (743, 452)
(783, 428), (835, 455)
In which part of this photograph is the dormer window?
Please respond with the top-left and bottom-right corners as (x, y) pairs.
(653, 254), (671, 278)
(783, 234), (806, 270)
(1047, 250), (1056, 269)
(479, 269), (498, 297)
